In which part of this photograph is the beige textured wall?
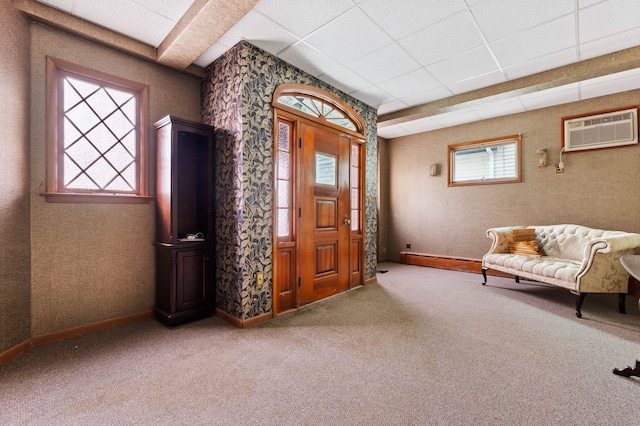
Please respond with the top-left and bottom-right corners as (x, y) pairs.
(387, 90), (640, 261)
(0, 1), (32, 353)
(30, 24), (202, 336)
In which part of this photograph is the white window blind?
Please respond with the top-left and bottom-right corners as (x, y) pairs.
(453, 142), (517, 182)
(448, 135), (521, 186)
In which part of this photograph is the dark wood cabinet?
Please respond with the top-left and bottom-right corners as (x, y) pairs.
(154, 116), (215, 325)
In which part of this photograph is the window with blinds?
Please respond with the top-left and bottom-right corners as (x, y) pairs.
(448, 135), (521, 186)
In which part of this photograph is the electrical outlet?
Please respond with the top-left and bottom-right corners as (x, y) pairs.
(406, 243), (411, 250)
(256, 272), (264, 287)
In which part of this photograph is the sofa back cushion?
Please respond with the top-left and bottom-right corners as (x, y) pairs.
(534, 224), (621, 261)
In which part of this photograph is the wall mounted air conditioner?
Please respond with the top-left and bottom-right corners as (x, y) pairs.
(563, 107), (638, 152)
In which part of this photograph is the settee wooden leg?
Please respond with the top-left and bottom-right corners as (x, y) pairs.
(515, 275), (520, 283)
(573, 292), (587, 318)
(481, 267), (488, 285)
(619, 293), (626, 314)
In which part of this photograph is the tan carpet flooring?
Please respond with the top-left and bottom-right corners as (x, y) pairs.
(2, 262), (640, 425)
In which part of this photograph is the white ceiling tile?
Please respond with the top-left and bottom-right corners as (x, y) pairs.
(578, 0), (607, 7)
(377, 125), (412, 139)
(255, 0), (354, 38)
(317, 65), (372, 94)
(71, 0), (176, 46)
(278, 42), (342, 77)
(130, 0), (194, 21)
(427, 46), (499, 85)
(503, 48), (577, 80)
(377, 99), (410, 115)
(305, 7), (392, 64)
(346, 43), (420, 84)
(193, 41), (232, 67)
(490, 15), (576, 68)
(472, 97), (526, 120)
(399, 10), (486, 66)
(447, 70), (507, 95)
(432, 109), (481, 127)
(401, 86), (453, 107)
(216, 10), (299, 57)
(359, 0), (468, 39)
(471, 0), (574, 42)
(399, 116), (444, 134)
(579, 0), (640, 43)
(519, 84), (580, 110)
(350, 85), (395, 108)
(579, 68), (640, 100)
(378, 68), (441, 99)
(35, 0), (74, 11)
(579, 27), (640, 60)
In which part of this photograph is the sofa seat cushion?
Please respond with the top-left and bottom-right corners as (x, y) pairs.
(484, 253), (581, 283)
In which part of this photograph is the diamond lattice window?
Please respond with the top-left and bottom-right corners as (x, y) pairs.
(62, 74), (138, 192)
(45, 57), (150, 203)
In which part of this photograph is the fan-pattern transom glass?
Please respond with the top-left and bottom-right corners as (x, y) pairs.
(61, 72), (138, 193)
(278, 95), (357, 131)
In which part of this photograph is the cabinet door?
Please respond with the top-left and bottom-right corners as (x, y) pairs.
(175, 249), (212, 312)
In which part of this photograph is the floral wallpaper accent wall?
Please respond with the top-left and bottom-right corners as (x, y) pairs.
(201, 41), (377, 321)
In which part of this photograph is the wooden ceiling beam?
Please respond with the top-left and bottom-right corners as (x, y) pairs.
(157, 0), (259, 69)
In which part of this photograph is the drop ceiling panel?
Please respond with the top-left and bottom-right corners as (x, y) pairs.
(378, 68), (441, 99)
(401, 86), (454, 107)
(433, 110), (481, 127)
(580, 68), (640, 99)
(447, 70), (507, 95)
(579, 27), (640, 61)
(377, 99), (410, 115)
(350, 84), (395, 107)
(71, 0), (192, 46)
(399, 10), (486, 67)
(472, 98), (526, 120)
(519, 83), (580, 110)
(194, 42), (232, 68)
(503, 48), (577, 80)
(359, 0), (468, 40)
(317, 65), (372, 95)
(304, 7), (392, 64)
(215, 10), (298, 58)
(427, 46), (498, 85)
(377, 125), (412, 139)
(130, 0), (195, 20)
(490, 15), (576, 68)
(255, 0), (354, 38)
(471, 0), (574, 42)
(397, 116), (443, 133)
(346, 43), (420, 84)
(578, 0), (640, 43)
(278, 42), (342, 77)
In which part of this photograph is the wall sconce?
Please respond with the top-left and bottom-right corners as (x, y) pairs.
(555, 147), (565, 173)
(536, 149), (547, 168)
(430, 163), (440, 177)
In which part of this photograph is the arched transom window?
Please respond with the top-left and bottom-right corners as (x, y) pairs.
(272, 83), (366, 138)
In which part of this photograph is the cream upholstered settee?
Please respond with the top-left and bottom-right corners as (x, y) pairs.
(482, 224), (640, 318)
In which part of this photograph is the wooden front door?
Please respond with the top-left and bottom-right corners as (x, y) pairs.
(272, 83), (367, 315)
(298, 122), (351, 305)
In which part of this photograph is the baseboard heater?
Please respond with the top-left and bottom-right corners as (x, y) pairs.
(399, 252), (512, 278)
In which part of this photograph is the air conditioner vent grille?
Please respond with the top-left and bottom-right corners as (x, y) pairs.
(564, 108), (638, 152)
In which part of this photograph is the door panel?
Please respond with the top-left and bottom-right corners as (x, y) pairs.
(298, 123), (351, 305)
